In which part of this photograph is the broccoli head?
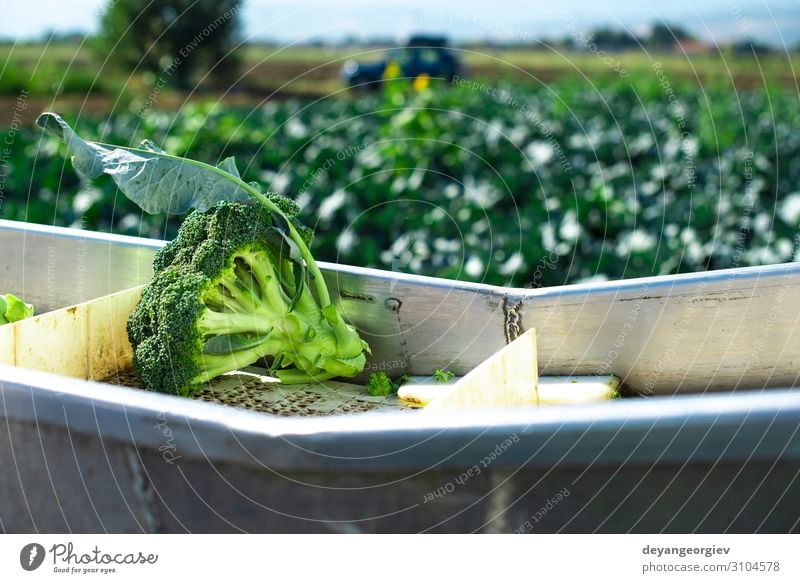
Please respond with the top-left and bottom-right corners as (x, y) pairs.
(127, 200), (369, 395)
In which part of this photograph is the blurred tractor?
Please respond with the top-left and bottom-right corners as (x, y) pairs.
(341, 35), (462, 90)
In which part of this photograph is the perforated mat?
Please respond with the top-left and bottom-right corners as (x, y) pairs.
(103, 367), (418, 416)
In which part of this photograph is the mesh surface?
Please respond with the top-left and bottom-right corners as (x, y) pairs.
(103, 367), (417, 416)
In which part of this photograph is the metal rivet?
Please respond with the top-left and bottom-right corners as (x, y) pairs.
(384, 297), (402, 312)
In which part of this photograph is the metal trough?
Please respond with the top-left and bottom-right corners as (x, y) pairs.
(1, 218), (799, 533)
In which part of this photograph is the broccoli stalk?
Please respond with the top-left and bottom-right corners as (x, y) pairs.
(127, 201), (370, 395)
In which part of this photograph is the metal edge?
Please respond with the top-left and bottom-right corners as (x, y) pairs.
(2, 364), (799, 472)
(0, 218), (165, 251)
(0, 219), (512, 296)
(6, 218), (798, 300)
(323, 261), (511, 295)
(512, 261), (800, 302)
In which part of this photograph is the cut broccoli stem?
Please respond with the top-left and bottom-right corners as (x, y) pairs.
(274, 368), (337, 384)
(238, 250), (291, 311)
(322, 305), (366, 357)
(279, 259), (318, 315)
(233, 263), (260, 298)
(246, 256), (287, 310)
(197, 338), (284, 383)
(219, 278), (259, 313)
(198, 310), (277, 336)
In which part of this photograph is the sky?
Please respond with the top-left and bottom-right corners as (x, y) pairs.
(2, 0), (799, 47)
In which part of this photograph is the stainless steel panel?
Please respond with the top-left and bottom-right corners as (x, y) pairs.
(2, 364), (799, 471)
(2, 366), (798, 532)
(0, 219), (160, 312)
(327, 264), (507, 376)
(514, 263), (800, 394)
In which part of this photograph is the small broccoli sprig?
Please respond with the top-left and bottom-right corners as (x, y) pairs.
(433, 368), (455, 383)
(0, 293), (34, 325)
(127, 201), (370, 395)
(365, 372), (410, 397)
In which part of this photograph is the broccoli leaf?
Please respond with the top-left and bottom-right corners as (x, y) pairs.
(36, 112), (250, 215)
(40, 111), (336, 312)
(1, 293), (34, 324)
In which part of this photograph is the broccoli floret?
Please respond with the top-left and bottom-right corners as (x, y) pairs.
(365, 372), (410, 397)
(0, 293), (34, 325)
(433, 368), (455, 383)
(153, 193), (312, 274)
(366, 372), (394, 396)
(128, 201), (370, 395)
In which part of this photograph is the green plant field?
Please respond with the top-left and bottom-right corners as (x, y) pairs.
(2, 42), (797, 100)
(3, 74), (798, 288)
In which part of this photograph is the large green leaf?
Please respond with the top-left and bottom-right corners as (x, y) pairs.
(37, 112), (250, 215)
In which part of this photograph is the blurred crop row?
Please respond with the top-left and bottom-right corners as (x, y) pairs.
(2, 76), (798, 288)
